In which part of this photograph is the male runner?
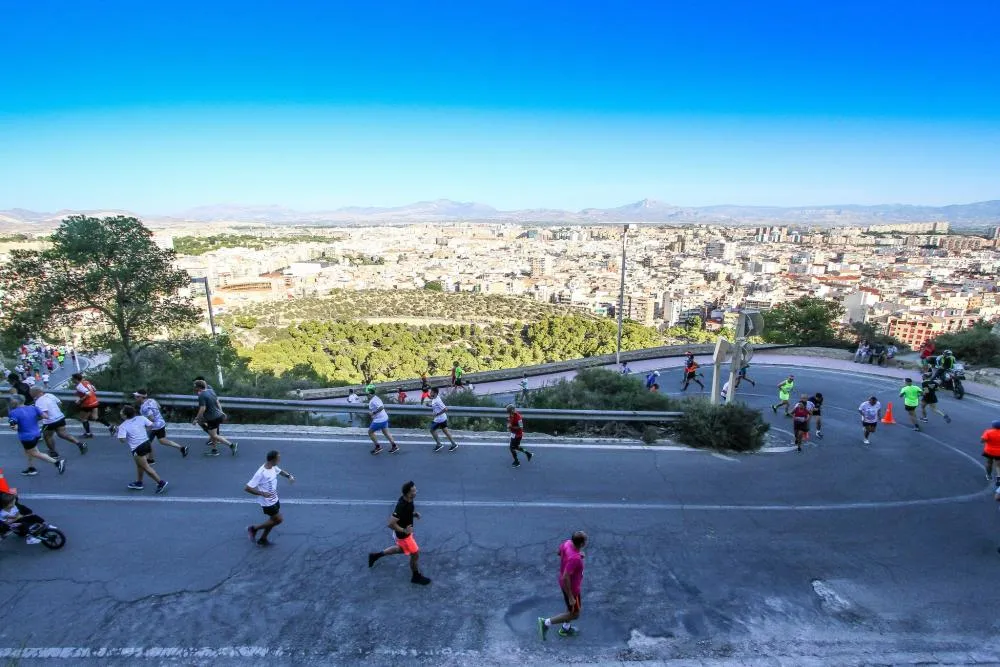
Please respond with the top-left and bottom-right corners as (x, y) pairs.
(858, 396), (882, 445)
(790, 396), (811, 452)
(245, 450), (295, 547)
(919, 376), (951, 425)
(808, 392), (824, 438)
(30, 386), (86, 458)
(396, 387), (407, 404)
(7, 372), (33, 406)
(538, 531), (587, 640)
(193, 379), (237, 457)
(134, 389), (189, 459)
(8, 395), (65, 476)
(981, 420), (1000, 483)
(419, 374), (431, 405)
(451, 361), (463, 387)
(645, 370), (659, 390)
(117, 405), (168, 494)
(428, 387), (459, 452)
(506, 403), (533, 467)
(72, 373), (114, 438)
(367, 387), (399, 455)
(367, 480), (431, 585)
(771, 375), (795, 415)
(735, 362), (755, 388)
(681, 358), (704, 391)
(899, 378), (923, 431)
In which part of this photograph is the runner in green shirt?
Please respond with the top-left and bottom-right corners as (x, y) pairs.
(899, 378), (924, 432)
(771, 375), (795, 416)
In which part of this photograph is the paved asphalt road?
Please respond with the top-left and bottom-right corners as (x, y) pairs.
(2, 365), (999, 665)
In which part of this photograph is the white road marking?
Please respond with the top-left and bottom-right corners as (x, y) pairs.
(711, 452), (738, 462)
(0, 647), (279, 659)
(24, 489), (991, 512)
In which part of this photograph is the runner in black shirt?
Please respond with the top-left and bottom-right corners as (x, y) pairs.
(7, 373), (33, 406)
(808, 392), (824, 439)
(367, 480), (431, 585)
(920, 376), (952, 425)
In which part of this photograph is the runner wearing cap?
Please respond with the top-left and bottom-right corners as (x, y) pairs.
(72, 373), (114, 438)
(366, 387), (399, 455)
(134, 390), (188, 460)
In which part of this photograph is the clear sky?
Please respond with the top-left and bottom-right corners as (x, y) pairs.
(2, 1), (999, 212)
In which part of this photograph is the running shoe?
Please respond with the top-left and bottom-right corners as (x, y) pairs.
(944, 415), (952, 424)
(56, 459), (66, 475)
(389, 445), (399, 454)
(863, 439), (870, 445)
(771, 405), (777, 413)
(230, 442), (239, 457)
(25, 536), (41, 545)
(127, 482), (144, 490)
(205, 449), (221, 457)
(512, 460), (521, 468)
(525, 451), (533, 462)
(919, 417), (929, 423)
(20, 467), (38, 476)
(815, 431), (823, 439)
(410, 572), (431, 585)
(368, 552), (379, 568)
(914, 425), (921, 431)
(371, 446), (383, 455)
(147, 459), (156, 465)
(537, 617), (549, 641)
(448, 443), (458, 452)
(256, 538), (271, 547)
(155, 480), (169, 495)
(77, 442), (88, 455)
(181, 446), (189, 458)
(247, 526), (258, 543)
(433, 443), (444, 452)
(558, 626), (579, 637)
(107, 424), (115, 436)
(82, 432), (95, 439)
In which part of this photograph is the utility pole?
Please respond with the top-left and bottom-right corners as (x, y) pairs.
(191, 277), (224, 388)
(615, 224), (630, 366)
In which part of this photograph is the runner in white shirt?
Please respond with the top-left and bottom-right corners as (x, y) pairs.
(133, 389), (188, 460)
(366, 387), (399, 455)
(245, 450), (295, 547)
(41, 373), (49, 389)
(29, 386), (86, 458)
(857, 396), (882, 446)
(427, 387), (459, 452)
(116, 405), (168, 494)
(346, 388), (360, 425)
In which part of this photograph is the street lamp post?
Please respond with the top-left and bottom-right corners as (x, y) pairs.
(190, 277), (224, 388)
(615, 224), (630, 366)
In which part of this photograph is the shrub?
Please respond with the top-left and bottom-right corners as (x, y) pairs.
(672, 398), (769, 453)
(933, 323), (1000, 367)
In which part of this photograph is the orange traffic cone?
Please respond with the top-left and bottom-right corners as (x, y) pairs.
(881, 403), (896, 425)
(0, 468), (15, 495)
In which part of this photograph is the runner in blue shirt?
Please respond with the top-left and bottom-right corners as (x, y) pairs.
(7, 395), (65, 476)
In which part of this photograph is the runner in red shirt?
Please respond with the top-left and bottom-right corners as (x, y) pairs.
(506, 404), (533, 468)
(790, 396), (812, 453)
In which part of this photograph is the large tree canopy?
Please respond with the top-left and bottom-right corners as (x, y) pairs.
(761, 297), (844, 346)
(0, 215), (199, 364)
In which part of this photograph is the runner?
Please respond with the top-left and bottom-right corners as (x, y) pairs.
(427, 387), (459, 452)
(245, 450), (295, 547)
(41, 372), (49, 389)
(134, 389), (189, 459)
(396, 387), (408, 404)
(366, 387), (399, 455)
(116, 405), (168, 494)
(808, 392), (824, 438)
(506, 404), (534, 467)
(6, 372), (33, 406)
(7, 395), (65, 476)
(681, 358), (704, 391)
(367, 480), (431, 585)
(735, 362), (756, 388)
(858, 396), (882, 446)
(519, 375), (529, 403)
(720, 379), (730, 402)
(790, 396), (811, 453)
(346, 388), (360, 425)
(919, 375), (952, 425)
(771, 375), (795, 415)
(899, 378), (923, 431)
(30, 386), (86, 458)
(451, 361), (464, 388)
(645, 370), (659, 390)
(71, 373), (114, 439)
(192, 379), (238, 457)
(420, 373), (431, 405)
(537, 531), (587, 640)
(620, 362), (631, 375)
(981, 420), (1000, 483)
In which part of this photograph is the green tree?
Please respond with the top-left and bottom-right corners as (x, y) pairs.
(0, 215), (200, 366)
(933, 322), (1000, 366)
(761, 297), (844, 345)
(423, 280), (444, 292)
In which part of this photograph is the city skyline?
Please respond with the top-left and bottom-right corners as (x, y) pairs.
(2, 1), (1000, 211)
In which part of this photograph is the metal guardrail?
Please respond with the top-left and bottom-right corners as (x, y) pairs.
(41, 390), (682, 423)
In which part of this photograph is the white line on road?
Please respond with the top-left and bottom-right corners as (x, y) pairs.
(711, 452), (738, 462)
(25, 489), (991, 512)
(0, 647), (279, 660)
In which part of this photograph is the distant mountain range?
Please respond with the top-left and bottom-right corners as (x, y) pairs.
(2, 198), (999, 230)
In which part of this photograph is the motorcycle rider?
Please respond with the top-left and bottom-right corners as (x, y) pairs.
(0, 489), (46, 545)
(933, 349), (957, 384)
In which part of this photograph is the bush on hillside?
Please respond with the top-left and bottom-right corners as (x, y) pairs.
(933, 322), (1000, 367)
(672, 398), (770, 453)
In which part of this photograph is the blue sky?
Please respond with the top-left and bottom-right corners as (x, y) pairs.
(2, 1), (999, 212)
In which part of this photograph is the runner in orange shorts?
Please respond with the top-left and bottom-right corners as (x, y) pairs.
(367, 480), (431, 585)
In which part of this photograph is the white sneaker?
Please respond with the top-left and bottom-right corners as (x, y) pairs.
(25, 536), (41, 545)
(863, 439), (870, 445)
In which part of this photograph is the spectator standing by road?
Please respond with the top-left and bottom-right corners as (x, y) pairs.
(854, 340), (870, 363)
(245, 449), (294, 547)
(858, 396), (882, 446)
(899, 378), (924, 432)
(506, 404), (533, 467)
(367, 481), (431, 585)
(538, 531), (587, 640)
(346, 388), (359, 425)
(427, 387), (459, 452)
